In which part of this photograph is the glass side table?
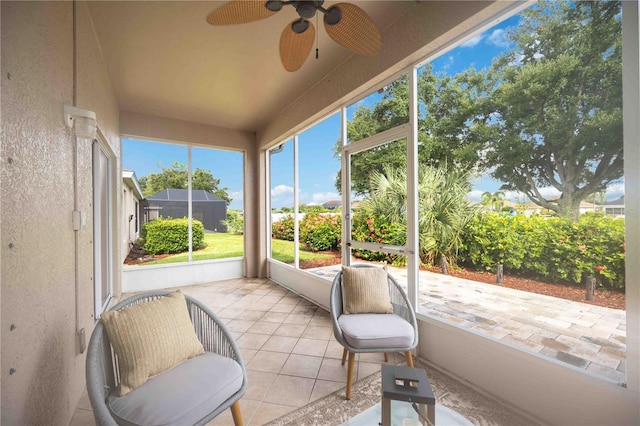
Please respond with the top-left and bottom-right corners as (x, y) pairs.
(381, 364), (436, 426)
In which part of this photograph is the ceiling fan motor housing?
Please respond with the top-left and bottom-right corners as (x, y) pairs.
(207, 1), (381, 71)
(296, 1), (319, 19)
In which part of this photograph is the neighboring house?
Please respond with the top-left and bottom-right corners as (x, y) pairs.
(144, 189), (228, 232)
(579, 201), (601, 214)
(604, 196), (625, 217)
(322, 200), (342, 210)
(122, 169), (143, 258)
(522, 200), (601, 216)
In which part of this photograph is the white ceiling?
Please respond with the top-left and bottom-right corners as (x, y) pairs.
(87, 1), (415, 133)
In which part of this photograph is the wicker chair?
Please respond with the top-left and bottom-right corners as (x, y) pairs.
(86, 290), (247, 426)
(330, 264), (418, 399)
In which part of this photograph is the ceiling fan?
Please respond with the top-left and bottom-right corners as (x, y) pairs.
(207, 1), (382, 72)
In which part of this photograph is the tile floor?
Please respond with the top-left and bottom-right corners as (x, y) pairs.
(70, 277), (407, 426)
(310, 264), (627, 382)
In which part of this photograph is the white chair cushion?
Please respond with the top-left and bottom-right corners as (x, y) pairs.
(108, 352), (243, 426)
(338, 313), (414, 349)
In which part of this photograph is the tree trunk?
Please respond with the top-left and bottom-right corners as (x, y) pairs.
(496, 264), (504, 284)
(440, 255), (449, 275)
(556, 195), (582, 221)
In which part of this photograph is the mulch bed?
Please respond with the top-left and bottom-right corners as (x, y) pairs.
(301, 251), (625, 310)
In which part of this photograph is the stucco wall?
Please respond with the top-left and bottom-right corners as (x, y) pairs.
(1, 2), (120, 424)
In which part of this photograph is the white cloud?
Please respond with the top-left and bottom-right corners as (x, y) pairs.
(460, 34), (483, 48)
(441, 55), (456, 71)
(312, 192), (340, 204)
(271, 184), (293, 198)
(298, 191), (310, 204)
(501, 190), (525, 202)
(487, 29), (510, 48)
(606, 183), (625, 200)
(229, 191), (243, 202)
(537, 186), (562, 199)
(509, 53), (524, 67)
(467, 190), (484, 202)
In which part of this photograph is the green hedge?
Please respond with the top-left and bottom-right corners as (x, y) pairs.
(460, 213), (625, 290)
(351, 213), (406, 264)
(272, 215), (295, 241)
(272, 213), (342, 251)
(143, 217), (205, 255)
(300, 213), (341, 251)
(271, 210), (625, 291)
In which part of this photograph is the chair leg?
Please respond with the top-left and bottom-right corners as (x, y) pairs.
(346, 351), (356, 400)
(384, 352), (389, 363)
(230, 401), (243, 426)
(406, 351), (414, 367)
(341, 348), (348, 366)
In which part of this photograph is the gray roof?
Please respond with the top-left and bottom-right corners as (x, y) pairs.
(604, 196), (624, 206)
(323, 200), (342, 208)
(147, 189), (225, 202)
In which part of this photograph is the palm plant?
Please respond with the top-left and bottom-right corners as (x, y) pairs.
(480, 191), (505, 212)
(361, 164), (474, 272)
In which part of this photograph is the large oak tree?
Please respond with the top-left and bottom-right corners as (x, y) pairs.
(485, 0), (622, 220)
(335, 66), (489, 195)
(334, 0), (622, 220)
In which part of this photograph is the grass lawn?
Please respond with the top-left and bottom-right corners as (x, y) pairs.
(135, 233), (333, 266)
(140, 233), (243, 265)
(270, 238), (335, 264)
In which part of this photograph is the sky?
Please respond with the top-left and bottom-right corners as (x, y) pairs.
(122, 141), (245, 209)
(123, 7), (624, 210)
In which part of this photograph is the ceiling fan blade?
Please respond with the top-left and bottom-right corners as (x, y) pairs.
(207, 1), (276, 25)
(280, 20), (315, 72)
(323, 3), (382, 56)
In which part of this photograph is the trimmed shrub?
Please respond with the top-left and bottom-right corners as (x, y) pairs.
(460, 213), (625, 290)
(272, 215), (295, 241)
(300, 213), (341, 251)
(351, 213), (406, 264)
(143, 217), (204, 254)
(222, 210), (244, 235)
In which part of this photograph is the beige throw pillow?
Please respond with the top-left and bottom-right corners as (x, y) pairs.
(101, 290), (205, 396)
(342, 266), (393, 314)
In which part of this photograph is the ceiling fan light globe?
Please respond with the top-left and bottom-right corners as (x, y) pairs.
(292, 19), (310, 34)
(324, 6), (342, 26)
(266, 0), (283, 12)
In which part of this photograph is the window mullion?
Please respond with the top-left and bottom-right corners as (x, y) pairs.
(407, 66), (420, 313)
(188, 146), (193, 262)
(293, 135), (299, 269)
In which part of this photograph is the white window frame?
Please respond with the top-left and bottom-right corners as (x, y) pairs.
(93, 136), (115, 318)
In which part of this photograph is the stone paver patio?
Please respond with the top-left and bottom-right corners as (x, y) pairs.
(308, 264), (627, 383)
